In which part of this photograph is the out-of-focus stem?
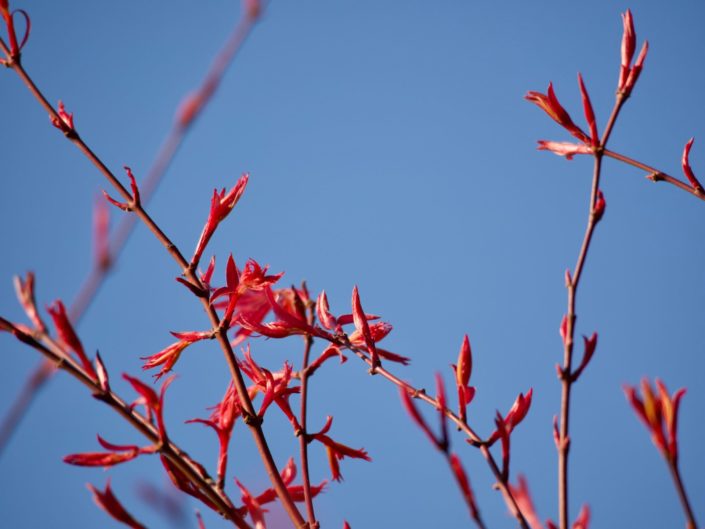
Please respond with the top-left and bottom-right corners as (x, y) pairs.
(667, 459), (699, 529)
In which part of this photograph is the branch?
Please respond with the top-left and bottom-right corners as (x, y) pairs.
(556, 93), (626, 529)
(604, 149), (705, 202)
(0, 6), (261, 458)
(668, 459), (699, 529)
(0, 318), (251, 529)
(0, 35), (306, 528)
(335, 335), (531, 529)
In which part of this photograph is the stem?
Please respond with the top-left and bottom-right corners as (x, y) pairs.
(557, 95), (625, 529)
(1, 42), (306, 528)
(667, 459), (699, 529)
(0, 10), (260, 457)
(1, 321), (251, 529)
(603, 149), (705, 202)
(0, 359), (54, 457)
(337, 336), (530, 529)
(298, 302), (318, 528)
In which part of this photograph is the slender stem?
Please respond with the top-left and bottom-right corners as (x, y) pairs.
(1, 44), (306, 528)
(0, 359), (54, 457)
(0, 10), (260, 457)
(336, 336), (530, 529)
(603, 149), (705, 202)
(557, 95), (625, 529)
(667, 459), (699, 529)
(298, 301), (318, 528)
(0, 320), (251, 529)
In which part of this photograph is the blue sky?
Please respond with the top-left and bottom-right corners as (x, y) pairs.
(1, 1), (704, 528)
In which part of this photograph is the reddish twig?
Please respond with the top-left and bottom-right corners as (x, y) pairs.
(556, 93), (626, 529)
(297, 297), (319, 528)
(604, 149), (705, 202)
(336, 335), (530, 529)
(667, 460), (699, 529)
(0, 319), (251, 529)
(0, 8), (262, 456)
(0, 37), (306, 528)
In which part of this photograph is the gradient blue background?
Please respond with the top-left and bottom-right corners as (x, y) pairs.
(1, 2), (704, 528)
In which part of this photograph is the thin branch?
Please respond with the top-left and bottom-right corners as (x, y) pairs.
(297, 298), (318, 528)
(667, 460), (699, 529)
(557, 94), (625, 529)
(0, 39), (306, 529)
(336, 336), (530, 529)
(0, 8), (261, 457)
(0, 319), (251, 529)
(604, 149), (705, 202)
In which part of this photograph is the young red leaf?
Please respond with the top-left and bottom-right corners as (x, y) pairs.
(572, 505), (590, 529)
(51, 100), (74, 132)
(577, 73), (598, 147)
(351, 286), (379, 367)
(618, 9), (636, 91)
(13, 271), (46, 332)
(47, 300), (97, 380)
(87, 480), (147, 529)
(537, 140), (592, 160)
(316, 290), (337, 330)
(453, 334), (475, 423)
(571, 332), (597, 382)
(399, 387), (441, 451)
(191, 173), (249, 267)
(682, 138), (703, 191)
(94, 350), (110, 392)
(449, 453), (480, 520)
(592, 189), (606, 222)
(625, 378), (686, 462)
(506, 475), (544, 529)
(525, 83), (589, 144)
(310, 416), (371, 482)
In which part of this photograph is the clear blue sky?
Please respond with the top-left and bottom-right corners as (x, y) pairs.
(1, 1), (704, 528)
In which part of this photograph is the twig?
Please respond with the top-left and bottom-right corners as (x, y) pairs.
(0, 319), (251, 529)
(0, 9), (261, 457)
(297, 298), (318, 528)
(604, 149), (705, 202)
(0, 37), (306, 529)
(667, 459), (699, 529)
(557, 94), (625, 529)
(336, 336), (530, 529)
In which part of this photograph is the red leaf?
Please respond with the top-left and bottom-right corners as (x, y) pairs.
(87, 480), (146, 529)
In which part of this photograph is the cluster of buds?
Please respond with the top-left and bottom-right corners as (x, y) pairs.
(528, 10), (649, 161)
(104, 166), (142, 212)
(191, 173), (249, 268)
(624, 378), (686, 463)
(617, 9), (648, 97)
